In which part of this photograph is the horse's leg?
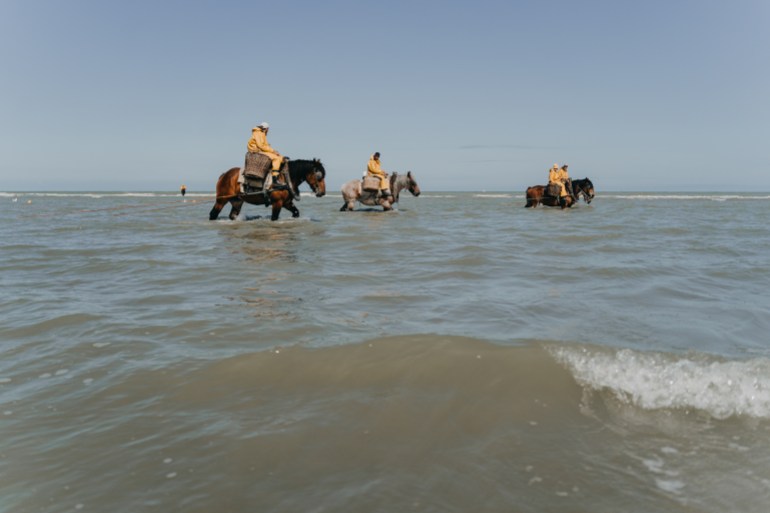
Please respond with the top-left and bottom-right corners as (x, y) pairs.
(271, 200), (283, 221)
(340, 194), (354, 211)
(209, 199), (226, 220)
(284, 200), (300, 218)
(229, 198), (244, 220)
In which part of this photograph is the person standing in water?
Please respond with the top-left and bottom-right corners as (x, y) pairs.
(180, 185), (186, 197)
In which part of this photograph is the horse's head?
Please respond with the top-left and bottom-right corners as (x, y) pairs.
(579, 178), (595, 203)
(406, 171), (421, 197)
(290, 159), (326, 197)
(308, 159), (327, 197)
(390, 171), (421, 203)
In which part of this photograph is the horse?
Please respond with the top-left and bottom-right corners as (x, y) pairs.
(209, 159), (326, 221)
(525, 177), (594, 208)
(340, 171), (421, 212)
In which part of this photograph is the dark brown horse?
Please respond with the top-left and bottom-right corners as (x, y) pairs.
(209, 159), (326, 221)
(525, 178), (594, 209)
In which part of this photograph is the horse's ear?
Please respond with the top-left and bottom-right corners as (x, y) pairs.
(407, 171), (412, 178)
(313, 158), (318, 163)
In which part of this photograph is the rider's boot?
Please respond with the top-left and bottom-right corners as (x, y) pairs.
(264, 173), (276, 206)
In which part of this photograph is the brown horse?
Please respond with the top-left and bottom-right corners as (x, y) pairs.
(525, 178), (594, 209)
(209, 159), (326, 221)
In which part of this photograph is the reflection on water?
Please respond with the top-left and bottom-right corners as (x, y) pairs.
(222, 222), (301, 265)
(217, 222), (321, 323)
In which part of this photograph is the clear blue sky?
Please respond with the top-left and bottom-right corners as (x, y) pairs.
(1, 0), (768, 192)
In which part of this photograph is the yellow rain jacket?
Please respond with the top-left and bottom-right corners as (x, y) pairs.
(548, 165), (569, 197)
(367, 154), (389, 190)
(247, 127), (283, 171)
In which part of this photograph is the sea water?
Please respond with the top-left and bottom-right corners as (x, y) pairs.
(1, 190), (769, 512)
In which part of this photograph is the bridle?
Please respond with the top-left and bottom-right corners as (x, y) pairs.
(304, 164), (325, 196)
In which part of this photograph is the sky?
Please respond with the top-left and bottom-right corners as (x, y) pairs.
(1, 0), (768, 192)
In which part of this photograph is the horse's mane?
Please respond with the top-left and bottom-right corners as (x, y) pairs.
(289, 159), (325, 179)
(390, 171), (411, 187)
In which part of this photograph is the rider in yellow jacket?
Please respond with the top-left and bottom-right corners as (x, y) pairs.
(367, 152), (391, 198)
(247, 122), (283, 173)
(548, 163), (570, 198)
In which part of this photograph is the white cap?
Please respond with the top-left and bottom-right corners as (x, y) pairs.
(257, 122), (270, 130)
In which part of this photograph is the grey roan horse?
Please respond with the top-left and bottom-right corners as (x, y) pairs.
(340, 171), (421, 211)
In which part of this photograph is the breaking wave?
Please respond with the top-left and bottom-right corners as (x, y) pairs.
(550, 345), (770, 419)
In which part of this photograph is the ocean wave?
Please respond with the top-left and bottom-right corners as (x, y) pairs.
(550, 345), (770, 420)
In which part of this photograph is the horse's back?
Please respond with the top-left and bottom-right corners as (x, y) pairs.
(219, 167), (240, 181)
(526, 185), (544, 197)
(216, 167), (241, 196)
(341, 179), (362, 197)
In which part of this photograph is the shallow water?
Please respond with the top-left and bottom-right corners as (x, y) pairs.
(1, 190), (769, 512)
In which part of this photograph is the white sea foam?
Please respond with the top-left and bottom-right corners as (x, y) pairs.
(550, 346), (770, 419)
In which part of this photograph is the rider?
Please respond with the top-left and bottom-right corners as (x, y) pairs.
(247, 122), (294, 197)
(367, 152), (392, 200)
(560, 164), (576, 202)
(548, 163), (571, 201)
